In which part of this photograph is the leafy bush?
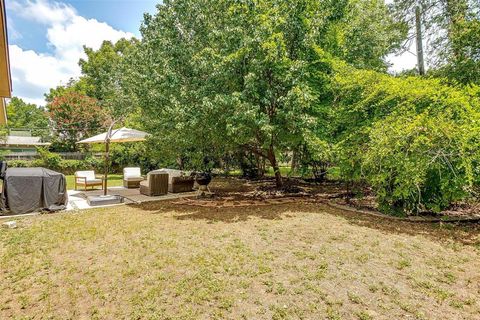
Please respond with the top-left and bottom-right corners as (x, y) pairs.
(331, 65), (480, 214)
(7, 160), (31, 168)
(297, 135), (333, 181)
(109, 143), (163, 174)
(7, 150), (106, 175)
(36, 147), (62, 170)
(6, 146), (160, 175)
(363, 111), (479, 214)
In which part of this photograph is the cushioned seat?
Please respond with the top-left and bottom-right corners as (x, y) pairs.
(86, 178), (103, 183)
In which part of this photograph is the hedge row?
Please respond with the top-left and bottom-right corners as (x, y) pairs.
(5, 147), (162, 175)
(7, 158), (107, 175)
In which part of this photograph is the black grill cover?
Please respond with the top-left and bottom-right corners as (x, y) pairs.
(1, 168), (68, 215)
(0, 161), (7, 180)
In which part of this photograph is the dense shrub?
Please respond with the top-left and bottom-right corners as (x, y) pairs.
(297, 136), (333, 182)
(363, 111), (479, 214)
(57, 158), (104, 175)
(109, 144), (164, 174)
(7, 149), (106, 175)
(36, 147), (62, 169)
(331, 65), (480, 214)
(7, 160), (31, 168)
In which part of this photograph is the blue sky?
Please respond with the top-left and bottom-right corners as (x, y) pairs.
(6, 0), (159, 105)
(8, 0), (158, 53)
(5, 0), (415, 106)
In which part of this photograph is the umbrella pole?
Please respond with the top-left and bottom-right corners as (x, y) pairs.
(103, 139), (110, 196)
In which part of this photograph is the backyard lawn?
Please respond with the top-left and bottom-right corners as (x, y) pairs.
(65, 174), (123, 190)
(1, 178), (479, 320)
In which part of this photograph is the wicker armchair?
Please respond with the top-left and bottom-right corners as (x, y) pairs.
(170, 176), (195, 193)
(140, 172), (169, 196)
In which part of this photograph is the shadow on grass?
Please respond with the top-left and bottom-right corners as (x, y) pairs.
(128, 201), (286, 223)
(314, 202), (480, 247)
(129, 200), (480, 246)
(124, 177), (479, 245)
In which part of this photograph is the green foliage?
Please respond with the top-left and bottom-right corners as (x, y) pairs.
(320, 0), (406, 71)
(80, 39), (136, 99)
(364, 111), (479, 214)
(58, 158), (104, 175)
(0, 125), (8, 144)
(108, 143), (163, 174)
(36, 147), (62, 169)
(297, 135), (333, 181)
(0, 149), (9, 161)
(6, 97), (49, 138)
(44, 78), (90, 103)
(131, 0), (400, 187)
(7, 153), (105, 175)
(47, 91), (107, 151)
(7, 160), (31, 168)
(331, 64), (480, 214)
(80, 38), (139, 121)
(437, 18), (480, 85)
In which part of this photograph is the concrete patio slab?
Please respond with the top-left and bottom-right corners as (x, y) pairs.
(67, 187), (197, 211)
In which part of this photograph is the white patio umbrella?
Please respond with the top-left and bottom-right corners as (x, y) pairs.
(77, 127), (149, 196)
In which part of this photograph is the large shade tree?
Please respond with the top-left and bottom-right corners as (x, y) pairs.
(130, 0), (402, 187)
(80, 38), (139, 121)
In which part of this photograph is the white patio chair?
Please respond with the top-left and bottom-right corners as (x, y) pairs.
(74, 170), (104, 191)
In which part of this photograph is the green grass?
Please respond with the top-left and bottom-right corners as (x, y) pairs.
(265, 166), (292, 177)
(65, 174), (123, 190)
(0, 178), (479, 319)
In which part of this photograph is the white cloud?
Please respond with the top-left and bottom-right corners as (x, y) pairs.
(11, 0), (76, 25)
(8, 0), (134, 106)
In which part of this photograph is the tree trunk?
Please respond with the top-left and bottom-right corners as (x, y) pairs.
(255, 153), (265, 178)
(415, 6), (425, 76)
(268, 146), (283, 188)
(291, 149), (298, 173)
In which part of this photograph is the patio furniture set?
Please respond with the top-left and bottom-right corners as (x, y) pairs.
(74, 168), (196, 196)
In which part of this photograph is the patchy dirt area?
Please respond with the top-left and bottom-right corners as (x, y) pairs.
(1, 178), (479, 319)
(177, 177), (480, 221)
(174, 177), (480, 246)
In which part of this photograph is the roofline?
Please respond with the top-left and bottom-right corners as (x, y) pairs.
(0, 0), (12, 98)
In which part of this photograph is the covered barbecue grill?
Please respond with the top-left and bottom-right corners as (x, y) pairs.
(0, 167), (68, 215)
